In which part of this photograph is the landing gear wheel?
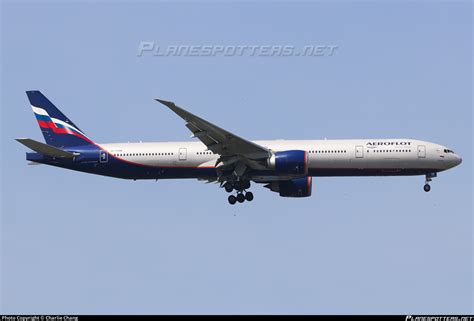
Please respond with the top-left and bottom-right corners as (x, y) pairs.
(224, 182), (234, 193)
(228, 195), (237, 205)
(424, 173), (436, 192)
(234, 181), (250, 192)
(236, 193), (245, 203)
(245, 192), (254, 202)
(243, 181), (251, 190)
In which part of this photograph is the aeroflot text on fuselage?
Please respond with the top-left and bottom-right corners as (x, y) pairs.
(366, 141), (412, 146)
(17, 91), (462, 205)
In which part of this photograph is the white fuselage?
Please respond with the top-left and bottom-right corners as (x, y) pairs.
(99, 138), (461, 178)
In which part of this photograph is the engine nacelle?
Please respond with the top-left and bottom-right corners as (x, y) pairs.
(265, 177), (312, 198)
(267, 150), (308, 176)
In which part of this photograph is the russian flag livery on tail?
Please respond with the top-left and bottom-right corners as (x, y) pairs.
(27, 91), (92, 147)
(17, 91), (462, 205)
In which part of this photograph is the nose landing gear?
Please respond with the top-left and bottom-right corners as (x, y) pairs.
(424, 172), (437, 192)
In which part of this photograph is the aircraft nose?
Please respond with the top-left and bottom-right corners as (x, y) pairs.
(446, 154), (462, 169)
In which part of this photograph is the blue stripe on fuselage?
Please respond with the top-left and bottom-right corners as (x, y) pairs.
(27, 148), (217, 180)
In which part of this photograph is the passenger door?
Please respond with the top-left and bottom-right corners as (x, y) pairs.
(417, 145), (426, 158)
(355, 145), (364, 158)
(99, 150), (108, 163)
(351, 145), (366, 169)
(178, 148), (187, 161)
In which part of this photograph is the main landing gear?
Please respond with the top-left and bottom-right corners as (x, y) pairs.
(228, 191), (254, 205)
(224, 182), (234, 193)
(224, 181), (254, 205)
(424, 172), (437, 192)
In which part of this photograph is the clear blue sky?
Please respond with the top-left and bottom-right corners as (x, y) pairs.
(1, 1), (472, 314)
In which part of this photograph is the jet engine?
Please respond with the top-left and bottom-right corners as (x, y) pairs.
(267, 150), (308, 176)
(264, 177), (312, 197)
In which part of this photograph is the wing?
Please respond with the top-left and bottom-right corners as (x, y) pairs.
(155, 99), (270, 160)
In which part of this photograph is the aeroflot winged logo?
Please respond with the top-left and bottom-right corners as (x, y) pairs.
(32, 105), (91, 142)
(366, 141), (412, 146)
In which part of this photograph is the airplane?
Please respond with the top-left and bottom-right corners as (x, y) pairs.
(17, 91), (462, 205)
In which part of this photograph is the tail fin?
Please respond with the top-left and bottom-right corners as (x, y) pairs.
(26, 90), (93, 148)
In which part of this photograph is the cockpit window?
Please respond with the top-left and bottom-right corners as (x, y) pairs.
(444, 149), (455, 154)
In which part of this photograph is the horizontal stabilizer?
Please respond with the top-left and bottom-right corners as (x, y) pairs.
(16, 138), (76, 158)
